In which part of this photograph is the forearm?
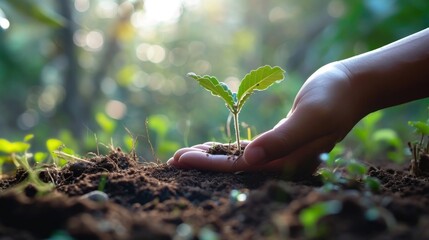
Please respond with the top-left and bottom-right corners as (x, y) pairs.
(340, 27), (429, 115)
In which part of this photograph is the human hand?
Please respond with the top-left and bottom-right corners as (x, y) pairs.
(168, 62), (366, 176)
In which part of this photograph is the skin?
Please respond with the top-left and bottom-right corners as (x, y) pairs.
(168, 27), (429, 176)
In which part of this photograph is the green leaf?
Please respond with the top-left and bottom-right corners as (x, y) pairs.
(362, 111), (383, 130)
(24, 134), (34, 142)
(34, 152), (48, 163)
(46, 138), (62, 164)
(236, 65), (285, 110)
(408, 121), (429, 135)
(299, 200), (342, 237)
(364, 176), (381, 192)
(46, 138), (63, 153)
(148, 114), (170, 138)
(0, 139), (30, 154)
(96, 112), (116, 134)
(372, 128), (402, 148)
(188, 73), (235, 111)
(346, 161), (367, 178)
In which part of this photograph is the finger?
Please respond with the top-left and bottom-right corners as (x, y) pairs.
(168, 147), (205, 169)
(244, 106), (335, 165)
(201, 142), (223, 146)
(256, 133), (338, 177)
(190, 144), (213, 151)
(178, 151), (251, 172)
(167, 157), (191, 169)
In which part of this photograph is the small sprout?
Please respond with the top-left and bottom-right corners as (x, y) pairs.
(317, 149), (381, 193)
(98, 174), (108, 192)
(346, 160), (367, 179)
(0, 135), (54, 195)
(363, 176), (381, 193)
(299, 200), (342, 238)
(189, 65), (285, 153)
(408, 121), (429, 136)
(408, 117), (429, 176)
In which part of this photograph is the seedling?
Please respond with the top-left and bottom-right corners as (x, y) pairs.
(408, 119), (429, 176)
(318, 147), (381, 192)
(352, 111), (404, 163)
(299, 200), (342, 238)
(0, 135), (54, 195)
(188, 65), (285, 153)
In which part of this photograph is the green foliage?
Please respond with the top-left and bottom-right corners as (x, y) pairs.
(352, 111), (404, 163)
(0, 135), (54, 195)
(46, 138), (75, 167)
(0, 138), (30, 154)
(318, 147), (381, 193)
(236, 65), (286, 110)
(189, 65), (285, 114)
(98, 174), (108, 192)
(299, 200), (342, 239)
(408, 121), (429, 136)
(188, 73), (235, 112)
(189, 65), (285, 151)
(408, 113), (429, 176)
(148, 114), (180, 161)
(96, 112), (117, 135)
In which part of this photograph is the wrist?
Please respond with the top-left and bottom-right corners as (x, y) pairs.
(330, 61), (372, 121)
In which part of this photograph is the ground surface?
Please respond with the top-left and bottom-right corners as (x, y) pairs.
(0, 148), (428, 240)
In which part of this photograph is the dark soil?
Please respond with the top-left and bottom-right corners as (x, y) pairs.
(1, 148), (429, 240)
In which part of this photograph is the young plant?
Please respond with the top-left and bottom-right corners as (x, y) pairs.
(408, 118), (429, 176)
(0, 135), (54, 195)
(188, 65), (285, 153)
(318, 146), (381, 193)
(352, 111), (404, 163)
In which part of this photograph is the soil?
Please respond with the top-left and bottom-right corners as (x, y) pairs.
(0, 148), (429, 240)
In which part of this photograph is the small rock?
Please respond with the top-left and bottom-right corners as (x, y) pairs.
(80, 190), (109, 203)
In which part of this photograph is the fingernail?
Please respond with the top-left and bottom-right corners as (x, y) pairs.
(244, 147), (266, 165)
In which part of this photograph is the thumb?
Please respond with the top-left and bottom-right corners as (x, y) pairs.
(243, 127), (290, 165)
(244, 109), (331, 165)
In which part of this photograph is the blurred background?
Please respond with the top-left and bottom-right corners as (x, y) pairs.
(0, 0), (428, 162)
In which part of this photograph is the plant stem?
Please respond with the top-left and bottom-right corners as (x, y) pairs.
(233, 112), (241, 153)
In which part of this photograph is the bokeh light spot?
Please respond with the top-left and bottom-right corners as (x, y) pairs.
(225, 77), (240, 92)
(136, 43), (150, 61)
(86, 31), (104, 51)
(74, 0), (90, 12)
(0, 17), (10, 30)
(105, 100), (127, 120)
(147, 45), (166, 63)
(96, 0), (118, 18)
(143, 0), (183, 26)
(0, 8), (9, 30)
(17, 110), (39, 130)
